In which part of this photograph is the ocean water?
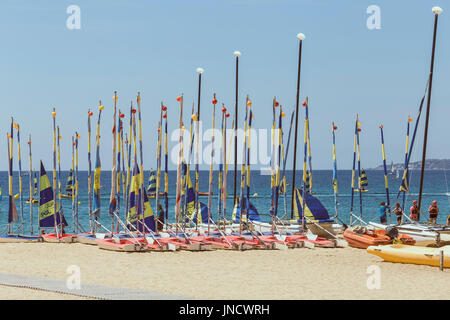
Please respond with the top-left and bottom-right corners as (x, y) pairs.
(1, 169), (450, 233)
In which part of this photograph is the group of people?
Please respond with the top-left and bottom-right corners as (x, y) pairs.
(379, 200), (449, 225)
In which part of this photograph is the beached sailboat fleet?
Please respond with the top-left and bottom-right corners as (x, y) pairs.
(0, 6), (449, 268)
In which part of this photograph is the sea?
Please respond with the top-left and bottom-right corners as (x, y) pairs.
(1, 169), (449, 233)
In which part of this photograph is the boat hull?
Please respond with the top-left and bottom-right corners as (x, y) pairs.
(0, 235), (43, 243)
(42, 233), (75, 243)
(367, 244), (450, 268)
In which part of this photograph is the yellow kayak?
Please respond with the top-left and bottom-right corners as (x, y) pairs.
(367, 244), (450, 268)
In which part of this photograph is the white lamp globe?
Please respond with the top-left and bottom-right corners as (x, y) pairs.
(234, 51), (241, 57)
(196, 67), (204, 74)
(297, 33), (306, 40)
(432, 6), (443, 14)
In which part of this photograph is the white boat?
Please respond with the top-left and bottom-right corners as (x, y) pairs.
(368, 221), (450, 246)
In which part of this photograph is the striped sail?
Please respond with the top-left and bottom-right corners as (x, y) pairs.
(38, 161), (67, 227)
(147, 169), (156, 193)
(127, 163), (140, 225)
(360, 169), (368, 187)
(65, 169), (74, 193)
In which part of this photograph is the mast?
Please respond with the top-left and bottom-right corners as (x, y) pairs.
(245, 101), (253, 226)
(274, 104), (282, 221)
(418, 6), (443, 219)
(291, 33), (305, 218)
(175, 94), (184, 234)
(88, 109), (93, 233)
(28, 134), (33, 234)
(349, 115), (358, 226)
(163, 109), (169, 230)
(15, 122), (24, 234)
(301, 97), (309, 231)
(380, 125), (391, 225)
(51, 109), (59, 238)
(238, 97), (249, 233)
(57, 126), (64, 234)
(356, 116), (363, 220)
(136, 93), (146, 234)
(75, 132), (80, 233)
(109, 91), (118, 234)
(332, 123), (338, 219)
(195, 68), (203, 222)
(71, 136), (75, 233)
(233, 51), (241, 206)
(207, 94), (218, 234)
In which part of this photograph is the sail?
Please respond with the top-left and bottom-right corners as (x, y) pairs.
(38, 161), (68, 228)
(293, 188), (333, 223)
(360, 169), (368, 187)
(65, 169), (74, 193)
(147, 169), (156, 193)
(33, 172), (38, 196)
(232, 197), (261, 223)
(136, 184), (156, 232)
(127, 163), (140, 225)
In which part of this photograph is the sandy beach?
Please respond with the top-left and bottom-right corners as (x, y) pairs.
(0, 242), (449, 300)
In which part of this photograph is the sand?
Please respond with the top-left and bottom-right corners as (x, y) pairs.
(0, 242), (449, 300)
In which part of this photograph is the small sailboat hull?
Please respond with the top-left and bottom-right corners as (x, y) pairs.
(42, 233), (75, 243)
(0, 235), (43, 243)
(367, 244), (450, 268)
(97, 238), (148, 252)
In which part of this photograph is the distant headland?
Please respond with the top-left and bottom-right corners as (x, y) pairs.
(372, 159), (450, 170)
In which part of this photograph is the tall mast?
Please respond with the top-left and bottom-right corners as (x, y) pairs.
(28, 134), (33, 234)
(233, 51), (241, 206)
(109, 91), (118, 234)
(418, 6), (443, 219)
(88, 109), (93, 233)
(380, 125), (391, 225)
(51, 109), (58, 237)
(195, 68), (203, 221)
(291, 33), (305, 218)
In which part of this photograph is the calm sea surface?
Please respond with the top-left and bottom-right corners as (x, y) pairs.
(1, 169), (449, 233)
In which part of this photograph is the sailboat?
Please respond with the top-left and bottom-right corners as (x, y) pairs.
(354, 169), (369, 192)
(61, 169), (74, 198)
(38, 161), (74, 243)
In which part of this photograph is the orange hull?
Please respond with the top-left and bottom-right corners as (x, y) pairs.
(41, 233), (75, 243)
(343, 229), (391, 249)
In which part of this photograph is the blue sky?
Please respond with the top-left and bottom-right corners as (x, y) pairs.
(0, 0), (449, 170)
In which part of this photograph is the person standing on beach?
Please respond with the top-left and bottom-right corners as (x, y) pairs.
(410, 200), (419, 221)
(393, 202), (403, 225)
(156, 204), (165, 232)
(379, 202), (388, 224)
(428, 200), (439, 225)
